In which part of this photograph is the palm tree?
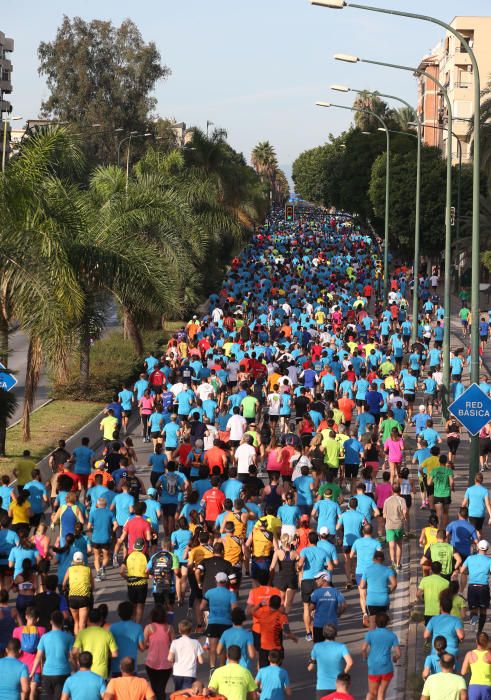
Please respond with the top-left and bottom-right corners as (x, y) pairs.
(467, 75), (491, 179)
(352, 91), (390, 131)
(0, 126), (85, 440)
(273, 169), (290, 205)
(251, 141), (279, 202)
(0, 389), (17, 456)
(392, 106), (417, 132)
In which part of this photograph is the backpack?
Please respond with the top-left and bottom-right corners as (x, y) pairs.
(152, 551), (174, 593)
(165, 473), (179, 496)
(126, 475), (141, 501)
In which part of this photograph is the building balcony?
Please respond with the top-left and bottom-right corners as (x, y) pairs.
(454, 51), (471, 67)
(0, 99), (11, 113)
(0, 80), (12, 93)
(0, 58), (12, 72)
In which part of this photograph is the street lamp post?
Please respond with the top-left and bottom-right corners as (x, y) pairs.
(116, 132), (152, 192)
(1, 115), (23, 172)
(310, 0), (481, 482)
(332, 85), (422, 344)
(413, 122), (463, 290)
(334, 54), (453, 414)
(316, 100), (390, 300)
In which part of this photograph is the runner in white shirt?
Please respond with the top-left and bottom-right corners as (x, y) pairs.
(211, 307), (223, 323)
(226, 407), (247, 450)
(196, 379), (215, 402)
(234, 435), (257, 475)
(267, 390), (281, 426)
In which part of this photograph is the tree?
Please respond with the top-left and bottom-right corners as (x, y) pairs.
(352, 91), (392, 132)
(38, 16), (170, 165)
(467, 73), (491, 181)
(292, 144), (335, 204)
(368, 145), (476, 256)
(274, 169), (290, 205)
(0, 389), (16, 457)
(392, 106), (417, 132)
(251, 141), (278, 200)
(0, 126), (85, 440)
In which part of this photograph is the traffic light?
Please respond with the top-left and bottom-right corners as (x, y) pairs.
(285, 204), (295, 221)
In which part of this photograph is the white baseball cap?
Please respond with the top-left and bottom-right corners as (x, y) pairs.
(314, 571), (331, 581)
(215, 572), (228, 583)
(419, 404), (426, 412)
(478, 540), (489, 551)
(319, 527), (329, 535)
(73, 551), (84, 563)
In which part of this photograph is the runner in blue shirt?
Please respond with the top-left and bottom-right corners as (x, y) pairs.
(360, 551), (396, 623)
(362, 613), (400, 700)
(460, 541), (491, 632)
(309, 573), (346, 642)
(256, 651), (291, 700)
(312, 493), (341, 535)
(72, 438), (95, 483)
(118, 384), (134, 434)
(462, 473), (491, 534)
(308, 626), (352, 696)
(337, 498), (365, 589)
(217, 607), (255, 670)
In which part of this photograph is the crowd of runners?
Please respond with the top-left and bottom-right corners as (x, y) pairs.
(1, 206), (491, 700)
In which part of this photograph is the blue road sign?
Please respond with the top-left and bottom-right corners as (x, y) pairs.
(0, 362), (17, 392)
(448, 383), (491, 436)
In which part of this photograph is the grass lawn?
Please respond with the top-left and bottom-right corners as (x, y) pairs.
(0, 400), (104, 476)
(2, 319), (185, 476)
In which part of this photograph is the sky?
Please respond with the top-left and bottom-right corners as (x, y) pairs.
(3, 0), (490, 178)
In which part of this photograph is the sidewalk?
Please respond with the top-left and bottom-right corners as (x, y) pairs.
(405, 287), (491, 694)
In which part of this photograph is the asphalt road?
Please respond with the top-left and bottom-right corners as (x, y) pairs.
(7, 302), (120, 425)
(81, 419), (410, 700)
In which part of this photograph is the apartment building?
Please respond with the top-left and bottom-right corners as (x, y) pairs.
(416, 16), (491, 165)
(0, 31), (14, 163)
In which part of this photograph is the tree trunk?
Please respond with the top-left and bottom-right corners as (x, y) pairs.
(79, 326), (91, 394)
(0, 417), (6, 456)
(123, 308), (144, 356)
(22, 335), (43, 442)
(0, 310), (8, 367)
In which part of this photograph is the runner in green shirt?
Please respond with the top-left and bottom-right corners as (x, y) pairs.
(318, 480), (342, 504)
(241, 394), (258, 422)
(380, 413), (402, 443)
(427, 530), (462, 579)
(417, 561), (449, 621)
(428, 455), (454, 527)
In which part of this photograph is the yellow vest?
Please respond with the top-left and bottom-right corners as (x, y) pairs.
(68, 565), (91, 596)
(224, 535), (243, 566)
(252, 528), (274, 558)
(125, 550), (148, 586)
(224, 511), (246, 539)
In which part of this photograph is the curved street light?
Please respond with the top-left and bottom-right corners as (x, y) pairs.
(316, 100), (390, 301)
(333, 54), (454, 412)
(310, 0), (482, 479)
(331, 84), (422, 344)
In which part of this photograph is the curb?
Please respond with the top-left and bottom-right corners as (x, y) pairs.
(7, 398), (54, 431)
(406, 533), (420, 699)
(36, 410), (141, 482)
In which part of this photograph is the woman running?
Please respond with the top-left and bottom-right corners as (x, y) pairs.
(269, 533), (299, 613)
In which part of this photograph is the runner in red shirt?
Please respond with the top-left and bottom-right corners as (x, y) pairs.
(149, 368), (165, 391)
(201, 477), (225, 527)
(114, 502), (151, 559)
